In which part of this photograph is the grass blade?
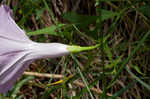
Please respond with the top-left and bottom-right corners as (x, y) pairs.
(111, 80), (137, 98)
(107, 30), (150, 89)
(126, 67), (150, 90)
(11, 76), (34, 99)
(71, 54), (94, 99)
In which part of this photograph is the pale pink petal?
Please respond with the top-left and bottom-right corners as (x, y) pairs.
(0, 37), (27, 55)
(0, 5), (31, 43)
(0, 5), (70, 94)
(0, 59), (32, 93)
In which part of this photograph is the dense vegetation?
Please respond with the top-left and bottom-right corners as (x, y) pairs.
(0, 0), (150, 99)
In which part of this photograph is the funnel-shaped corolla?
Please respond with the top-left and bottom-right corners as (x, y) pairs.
(0, 5), (99, 93)
(0, 5), (69, 93)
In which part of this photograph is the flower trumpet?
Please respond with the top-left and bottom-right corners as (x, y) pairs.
(0, 5), (99, 93)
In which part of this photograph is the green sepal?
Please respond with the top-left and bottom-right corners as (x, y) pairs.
(67, 44), (100, 53)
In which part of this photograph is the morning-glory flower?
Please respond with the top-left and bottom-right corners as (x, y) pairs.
(0, 5), (99, 93)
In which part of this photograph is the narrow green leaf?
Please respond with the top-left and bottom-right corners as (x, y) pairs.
(63, 10), (118, 27)
(11, 76), (34, 99)
(71, 55), (94, 99)
(107, 30), (150, 89)
(101, 9), (118, 21)
(27, 24), (65, 36)
(111, 80), (137, 98)
(126, 67), (150, 90)
(132, 65), (144, 75)
(137, 4), (150, 16)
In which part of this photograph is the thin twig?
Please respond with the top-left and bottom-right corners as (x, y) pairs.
(23, 71), (119, 98)
(23, 72), (63, 79)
